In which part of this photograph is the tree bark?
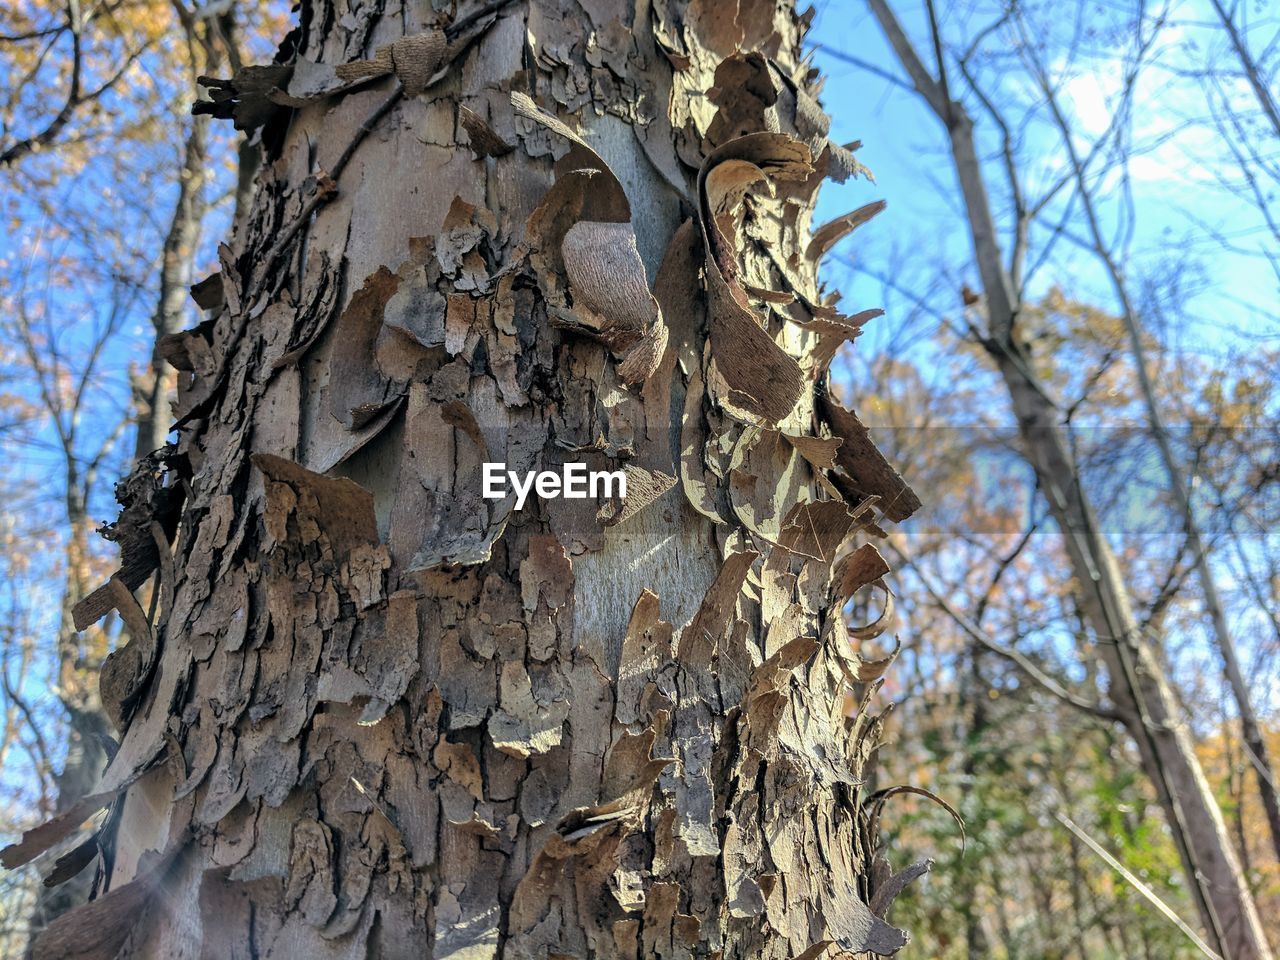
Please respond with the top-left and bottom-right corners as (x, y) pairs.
(5, 1), (930, 957)
(866, 2), (1274, 956)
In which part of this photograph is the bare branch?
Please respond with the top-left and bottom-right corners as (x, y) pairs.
(1055, 812), (1224, 960)
(887, 540), (1123, 723)
(0, 0), (83, 166)
(1209, 0), (1280, 140)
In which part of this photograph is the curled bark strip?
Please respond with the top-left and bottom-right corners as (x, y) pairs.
(252, 453), (379, 558)
(829, 612), (901, 685)
(823, 877), (912, 956)
(679, 367), (728, 524)
(525, 169), (601, 279)
(776, 499), (858, 563)
(806, 199), (886, 263)
(851, 634), (902, 682)
(865, 784), (966, 853)
(834, 542), (891, 599)
(706, 52), (833, 165)
(311, 398), (403, 474)
(0, 793), (113, 869)
(824, 139), (874, 184)
(43, 837), (100, 889)
(743, 283), (795, 304)
(384, 32), (448, 97)
(99, 576), (159, 729)
(329, 266), (404, 430)
(680, 549), (758, 669)
(189, 272), (224, 311)
(818, 383), (922, 523)
(616, 315), (669, 385)
(285, 30), (448, 102)
(847, 581), (895, 643)
(516, 94), (668, 382)
(560, 220), (668, 380)
(73, 449), (183, 631)
(696, 133), (810, 423)
(727, 427), (816, 555)
(459, 104), (514, 157)
(105, 575), (154, 652)
(511, 92), (629, 216)
(832, 543), (898, 643)
(598, 465), (677, 526)
(263, 252), (343, 372)
(796, 305), (882, 379)
(869, 858), (934, 918)
(784, 432), (841, 470)
(657, 221), (732, 522)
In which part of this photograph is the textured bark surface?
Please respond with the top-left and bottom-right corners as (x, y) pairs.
(4, 1), (929, 957)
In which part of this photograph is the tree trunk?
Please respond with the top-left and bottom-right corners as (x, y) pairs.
(960, 645), (991, 960)
(5, 1), (930, 957)
(134, 113), (209, 461)
(1033, 56), (1280, 869)
(992, 350), (1271, 959)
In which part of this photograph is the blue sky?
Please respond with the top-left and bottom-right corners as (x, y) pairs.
(807, 0), (1279, 361)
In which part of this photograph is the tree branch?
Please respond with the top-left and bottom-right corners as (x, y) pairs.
(887, 540), (1123, 723)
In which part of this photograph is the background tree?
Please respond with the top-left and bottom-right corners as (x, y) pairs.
(2, 0), (931, 957)
(812, 0), (1280, 955)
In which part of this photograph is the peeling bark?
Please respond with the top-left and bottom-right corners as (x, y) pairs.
(7, 1), (931, 956)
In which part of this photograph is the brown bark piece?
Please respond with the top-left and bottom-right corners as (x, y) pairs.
(819, 385), (922, 523)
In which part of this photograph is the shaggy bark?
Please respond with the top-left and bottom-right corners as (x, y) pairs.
(4, 1), (930, 957)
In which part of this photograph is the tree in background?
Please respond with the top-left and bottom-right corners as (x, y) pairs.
(864, 3), (1269, 952)
(0, 0), (279, 945)
(818, 0), (1280, 955)
(2, 0), (930, 956)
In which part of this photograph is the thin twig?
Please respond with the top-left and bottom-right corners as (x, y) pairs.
(1054, 812), (1223, 960)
